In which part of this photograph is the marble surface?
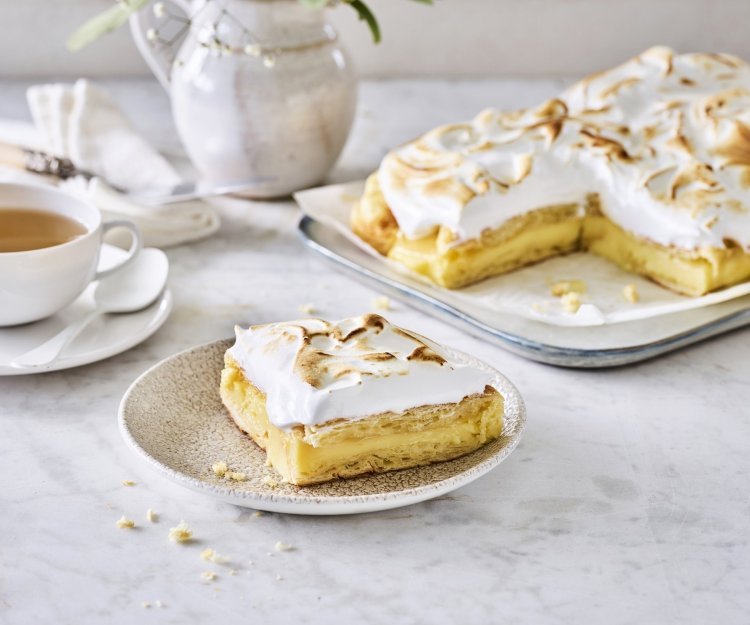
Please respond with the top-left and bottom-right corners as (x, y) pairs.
(1, 78), (749, 625)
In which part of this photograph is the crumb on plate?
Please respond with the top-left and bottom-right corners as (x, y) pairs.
(551, 279), (587, 297)
(212, 461), (228, 477)
(561, 292), (582, 313)
(623, 283), (639, 303)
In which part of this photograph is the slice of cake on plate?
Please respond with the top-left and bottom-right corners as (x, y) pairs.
(219, 314), (503, 486)
(352, 47), (750, 296)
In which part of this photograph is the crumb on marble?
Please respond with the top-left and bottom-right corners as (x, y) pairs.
(146, 509), (157, 523)
(154, 600), (163, 609)
(116, 516), (135, 529)
(623, 283), (639, 303)
(122, 480), (137, 487)
(201, 571), (217, 581)
(201, 548), (228, 564)
(276, 574), (283, 581)
(372, 295), (391, 310)
(212, 461), (228, 477)
(298, 303), (316, 315)
(229, 569), (237, 576)
(561, 292), (582, 313)
(168, 520), (193, 543)
(274, 541), (293, 552)
(551, 279), (587, 297)
(141, 601), (151, 609)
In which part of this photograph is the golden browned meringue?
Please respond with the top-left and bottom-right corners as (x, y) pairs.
(376, 47), (750, 255)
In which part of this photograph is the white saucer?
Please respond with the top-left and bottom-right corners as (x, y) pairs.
(119, 339), (525, 515)
(0, 244), (172, 375)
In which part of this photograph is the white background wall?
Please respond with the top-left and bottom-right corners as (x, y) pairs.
(2, 0), (750, 78)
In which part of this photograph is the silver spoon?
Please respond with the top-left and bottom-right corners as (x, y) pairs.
(10, 248), (169, 369)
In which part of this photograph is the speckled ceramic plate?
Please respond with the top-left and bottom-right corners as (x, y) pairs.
(118, 339), (526, 515)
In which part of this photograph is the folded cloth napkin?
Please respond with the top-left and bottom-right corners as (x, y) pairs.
(0, 79), (219, 248)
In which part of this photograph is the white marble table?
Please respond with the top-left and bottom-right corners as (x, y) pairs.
(1, 78), (749, 625)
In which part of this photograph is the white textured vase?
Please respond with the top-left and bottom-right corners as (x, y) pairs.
(131, 0), (357, 197)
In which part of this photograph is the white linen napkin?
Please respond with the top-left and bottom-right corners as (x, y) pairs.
(0, 79), (219, 248)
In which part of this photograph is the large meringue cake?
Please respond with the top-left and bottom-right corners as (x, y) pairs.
(219, 314), (503, 486)
(352, 47), (750, 296)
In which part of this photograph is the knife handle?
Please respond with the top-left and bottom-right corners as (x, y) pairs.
(0, 141), (79, 179)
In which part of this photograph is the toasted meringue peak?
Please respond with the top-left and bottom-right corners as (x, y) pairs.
(378, 47), (750, 251)
(228, 315), (494, 428)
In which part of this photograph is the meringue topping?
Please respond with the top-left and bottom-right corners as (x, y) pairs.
(228, 314), (494, 429)
(378, 47), (750, 251)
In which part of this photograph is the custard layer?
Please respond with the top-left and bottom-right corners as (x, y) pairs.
(220, 355), (504, 486)
(352, 174), (750, 295)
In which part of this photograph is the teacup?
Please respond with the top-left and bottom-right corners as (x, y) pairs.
(0, 182), (142, 326)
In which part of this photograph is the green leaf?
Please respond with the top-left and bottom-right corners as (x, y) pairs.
(67, 0), (149, 52)
(347, 0), (381, 43)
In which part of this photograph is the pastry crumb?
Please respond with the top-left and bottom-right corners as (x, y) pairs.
(146, 508), (157, 523)
(274, 541), (293, 552)
(561, 292), (582, 313)
(551, 279), (587, 297)
(262, 476), (279, 488)
(372, 295), (391, 310)
(201, 548), (228, 564)
(276, 574), (283, 581)
(253, 510), (265, 518)
(116, 516), (135, 529)
(248, 560), (254, 566)
(298, 303), (316, 315)
(201, 571), (217, 581)
(122, 480), (136, 487)
(168, 520), (193, 543)
(623, 283), (639, 303)
(154, 600), (163, 609)
(229, 569), (237, 576)
(200, 548), (216, 561)
(141, 601), (151, 609)
(213, 461), (248, 482)
(212, 461), (228, 477)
